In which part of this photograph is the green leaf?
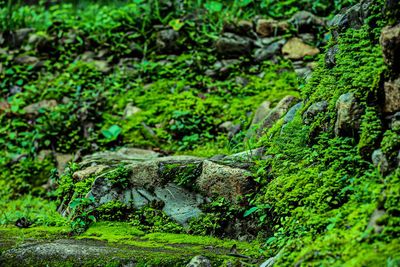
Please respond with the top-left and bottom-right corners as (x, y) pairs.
(169, 19), (184, 31)
(204, 1), (223, 13)
(102, 125), (121, 139)
(69, 199), (82, 208)
(244, 206), (258, 217)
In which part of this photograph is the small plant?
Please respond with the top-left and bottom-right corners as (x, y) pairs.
(104, 165), (132, 189)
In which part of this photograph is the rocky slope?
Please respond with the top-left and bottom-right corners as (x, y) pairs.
(1, 0), (400, 266)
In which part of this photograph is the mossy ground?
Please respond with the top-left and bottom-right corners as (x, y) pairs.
(0, 222), (263, 266)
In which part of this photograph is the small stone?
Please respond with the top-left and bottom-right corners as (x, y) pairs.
(14, 55), (39, 65)
(23, 99), (58, 117)
(156, 29), (180, 52)
(256, 19), (289, 37)
(290, 11), (326, 32)
(214, 33), (253, 57)
(251, 101), (271, 126)
(186, 255), (212, 267)
(372, 149), (389, 174)
(123, 103), (142, 118)
(254, 39), (286, 62)
(325, 45), (339, 69)
(218, 121), (234, 133)
(383, 77), (400, 113)
(282, 37), (320, 60)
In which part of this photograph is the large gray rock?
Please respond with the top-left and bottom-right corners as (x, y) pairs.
(380, 24), (400, 70)
(334, 92), (363, 137)
(214, 33), (253, 57)
(257, 96), (298, 137)
(383, 77), (400, 113)
(196, 160), (252, 205)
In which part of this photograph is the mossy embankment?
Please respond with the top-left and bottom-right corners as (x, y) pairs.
(1, 0), (400, 266)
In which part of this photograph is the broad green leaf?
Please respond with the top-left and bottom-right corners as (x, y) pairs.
(204, 1), (223, 13)
(244, 206), (258, 217)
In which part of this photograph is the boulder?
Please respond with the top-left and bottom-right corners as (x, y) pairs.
(214, 33), (253, 57)
(289, 11), (326, 33)
(186, 255), (212, 267)
(302, 101), (329, 125)
(282, 37), (319, 60)
(254, 39), (286, 62)
(256, 19), (289, 37)
(386, 111), (400, 130)
(257, 95), (298, 137)
(379, 24), (400, 70)
(383, 77), (400, 113)
(196, 160), (252, 205)
(334, 92), (363, 137)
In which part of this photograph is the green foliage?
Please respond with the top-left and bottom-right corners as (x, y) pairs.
(129, 205), (184, 234)
(104, 165), (132, 189)
(95, 199), (132, 221)
(358, 107), (383, 158)
(0, 194), (67, 226)
(162, 162), (202, 191)
(188, 197), (239, 236)
(381, 128), (400, 162)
